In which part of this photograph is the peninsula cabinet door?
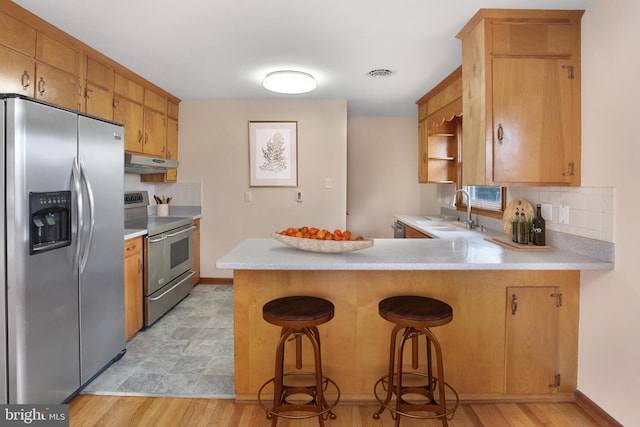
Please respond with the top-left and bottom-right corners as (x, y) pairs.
(505, 286), (560, 395)
(492, 58), (576, 185)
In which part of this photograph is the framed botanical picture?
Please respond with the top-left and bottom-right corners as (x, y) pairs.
(249, 121), (298, 187)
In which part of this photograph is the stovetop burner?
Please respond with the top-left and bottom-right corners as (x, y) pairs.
(124, 191), (192, 236)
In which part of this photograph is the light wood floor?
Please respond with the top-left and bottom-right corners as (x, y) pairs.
(69, 395), (601, 426)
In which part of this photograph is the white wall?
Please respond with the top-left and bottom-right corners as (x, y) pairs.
(178, 99), (347, 278)
(576, 0), (639, 424)
(346, 117), (425, 238)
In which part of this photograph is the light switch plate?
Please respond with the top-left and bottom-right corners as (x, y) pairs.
(244, 191), (252, 202)
(559, 204), (570, 224)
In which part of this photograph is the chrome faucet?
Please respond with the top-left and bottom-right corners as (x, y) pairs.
(450, 189), (474, 229)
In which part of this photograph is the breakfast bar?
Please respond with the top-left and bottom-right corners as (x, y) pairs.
(217, 235), (612, 403)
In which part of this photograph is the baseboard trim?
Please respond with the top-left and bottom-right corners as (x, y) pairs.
(198, 277), (233, 285)
(575, 390), (622, 427)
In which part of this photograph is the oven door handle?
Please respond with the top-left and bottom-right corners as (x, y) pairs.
(147, 235), (167, 243)
(148, 270), (195, 301)
(165, 225), (195, 238)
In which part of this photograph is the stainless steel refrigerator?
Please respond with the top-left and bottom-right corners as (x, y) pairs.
(1, 94), (126, 403)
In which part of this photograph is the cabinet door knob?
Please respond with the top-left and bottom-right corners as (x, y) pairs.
(497, 124), (504, 144)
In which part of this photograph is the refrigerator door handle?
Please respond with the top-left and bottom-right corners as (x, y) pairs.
(72, 157), (83, 272)
(78, 159), (96, 274)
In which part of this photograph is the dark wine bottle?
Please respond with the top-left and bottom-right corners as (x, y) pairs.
(512, 208), (519, 242)
(533, 204), (546, 246)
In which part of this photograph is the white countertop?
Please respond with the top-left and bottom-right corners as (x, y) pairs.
(216, 232), (613, 271)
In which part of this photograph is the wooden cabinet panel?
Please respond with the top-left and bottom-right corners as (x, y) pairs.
(34, 62), (82, 110)
(143, 107), (166, 156)
(404, 225), (430, 238)
(0, 10), (36, 56)
(85, 57), (113, 120)
(124, 238), (143, 341)
(85, 82), (113, 120)
(35, 32), (82, 77)
(0, 45), (34, 95)
(165, 117), (179, 182)
(457, 9), (583, 187)
(114, 72), (144, 103)
(144, 88), (167, 114)
(86, 57), (112, 88)
(114, 95), (144, 152)
(506, 286), (560, 394)
(492, 58), (575, 184)
(492, 23), (572, 56)
(167, 99), (179, 120)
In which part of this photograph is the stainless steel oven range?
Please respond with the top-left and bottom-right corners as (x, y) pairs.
(124, 191), (195, 326)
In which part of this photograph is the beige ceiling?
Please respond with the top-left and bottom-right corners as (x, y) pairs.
(12, 0), (596, 116)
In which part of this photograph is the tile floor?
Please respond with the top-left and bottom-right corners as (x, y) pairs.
(81, 284), (235, 398)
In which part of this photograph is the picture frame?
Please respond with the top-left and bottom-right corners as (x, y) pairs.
(249, 121), (298, 187)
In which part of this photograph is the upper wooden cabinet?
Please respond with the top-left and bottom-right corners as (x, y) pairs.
(85, 56), (114, 120)
(456, 9), (584, 187)
(0, 10), (35, 96)
(34, 32), (83, 110)
(0, 1), (181, 157)
(114, 73), (167, 157)
(141, 99), (179, 183)
(416, 66), (462, 184)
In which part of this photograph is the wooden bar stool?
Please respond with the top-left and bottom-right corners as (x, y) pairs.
(258, 296), (340, 426)
(373, 295), (459, 426)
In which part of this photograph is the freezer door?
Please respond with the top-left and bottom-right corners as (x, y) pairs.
(77, 116), (125, 384)
(5, 97), (80, 403)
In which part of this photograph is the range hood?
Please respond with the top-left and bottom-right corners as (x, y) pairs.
(124, 153), (179, 174)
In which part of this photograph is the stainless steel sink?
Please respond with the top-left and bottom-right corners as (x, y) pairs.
(415, 221), (466, 232)
(423, 214), (459, 222)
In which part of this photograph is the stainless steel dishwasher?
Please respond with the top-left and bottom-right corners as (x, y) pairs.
(392, 221), (406, 238)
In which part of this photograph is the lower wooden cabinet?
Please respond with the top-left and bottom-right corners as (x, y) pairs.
(506, 286), (560, 394)
(405, 225), (431, 238)
(124, 237), (143, 341)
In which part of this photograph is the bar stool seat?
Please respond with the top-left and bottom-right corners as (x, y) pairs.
(374, 295), (459, 426)
(259, 296), (340, 427)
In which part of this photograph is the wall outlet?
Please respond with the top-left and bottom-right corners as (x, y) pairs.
(559, 204), (570, 224)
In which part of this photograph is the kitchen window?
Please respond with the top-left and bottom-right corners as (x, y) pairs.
(456, 185), (506, 219)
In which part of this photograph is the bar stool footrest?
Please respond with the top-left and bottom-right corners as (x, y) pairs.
(373, 372), (459, 422)
(258, 372), (340, 422)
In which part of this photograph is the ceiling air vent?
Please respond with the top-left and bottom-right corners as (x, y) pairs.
(367, 69), (393, 78)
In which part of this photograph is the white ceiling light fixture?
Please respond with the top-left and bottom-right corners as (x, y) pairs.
(262, 70), (317, 94)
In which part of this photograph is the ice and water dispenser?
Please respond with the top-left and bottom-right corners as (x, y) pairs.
(29, 191), (72, 255)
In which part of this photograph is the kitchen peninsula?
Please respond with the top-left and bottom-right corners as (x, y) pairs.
(217, 231), (612, 403)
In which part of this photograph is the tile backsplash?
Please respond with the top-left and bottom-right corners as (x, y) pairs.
(124, 174), (202, 206)
(508, 187), (614, 243)
(437, 184), (615, 243)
